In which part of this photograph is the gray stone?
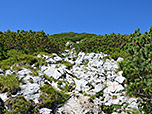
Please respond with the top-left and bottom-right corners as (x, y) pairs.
(74, 79), (89, 92)
(107, 71), (117, 81)
(117, 57), (124, 62)
(46, 58), (56, 64)
(93, 84), (104, 93)
(127, 98), (137, 104)
(57, 65), (67, 75)
(115, 76), (125, 84)
(64, 50), (70, 53)
(54, 56), (62, 62)
(75, 52), (85, 64)
(0, 93), (8, 102)
(42, 55), (49, 59)
(65, 42), (70, 46)
(16, 69), (32, 81)
(39, 108), (52, 114)
(111, 99), (120, 105)
(57, 94), (102, 114)
(20, 83), (40, 102)
(44, 64), (61, 79)
(103, 60), (113, 71)
(115, 84), (124, 93)
(0, 69), (3, 74)
(40, 65), (48, 71)
(88, 59), (104, 69)
(127, 101), (138, 109)
(5, 70), (14, 75)
(37, 54), (41, 58)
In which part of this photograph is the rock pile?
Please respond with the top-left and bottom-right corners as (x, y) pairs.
(0, 49), (139, 114)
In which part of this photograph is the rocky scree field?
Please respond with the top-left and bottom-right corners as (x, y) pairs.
(0, 49), (139, 114)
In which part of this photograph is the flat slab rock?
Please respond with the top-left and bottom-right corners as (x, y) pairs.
(57, 94), (102, 114)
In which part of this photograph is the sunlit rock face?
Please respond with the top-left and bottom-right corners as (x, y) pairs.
(57, 94), (102, 114)
(0, 50), (139, 114)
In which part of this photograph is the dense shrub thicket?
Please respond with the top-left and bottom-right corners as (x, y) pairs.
(74, 33), (130, 60)
(0, 30), (66, 60)
(119, 26), (152, 113)
(0, 30), (130, 60)
(50, 32), (97, 42)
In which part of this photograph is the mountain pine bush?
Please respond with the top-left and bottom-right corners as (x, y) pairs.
(119, 26), (152, 113)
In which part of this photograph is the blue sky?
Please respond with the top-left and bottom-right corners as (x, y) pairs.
(0, 0), (152, 35)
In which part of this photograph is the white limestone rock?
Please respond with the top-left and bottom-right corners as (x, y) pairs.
(44, 64), (61, 79)
(0, 69), (3, 74)
(46, 58), (56, 64)
(127, 98), (137, 104)
(107, 71), (117, 81)
(64, 50), (70, 53)
(63, 57), (75, 64)
(93, 84), (104, 93)
(22, 75), (33, 84)
(0, 93), (8, 102)
(33, 76), (44, 85)
(117, 57), (124, 62)
(104, 81), (124, 93)
(74, 79), (89, 93)
(115, 76), (126, 84)
(51, 81), (60, 90)
(0, 51), (139, 113)
(127, 101), (138, 110)
(111, 99), (120, 105)
(115, 84), (124, 93)
(57, 94), (102, 114)
(84, 52), (96, 61)
(16, 68), (32, 79)
(5, 69), (14, 76)
(37, 54), (41, 58)
(54, 56), (62, 62)
(75, 52), (85, 64)
(19, 83), (40, 102)
(104, 94), (112, 104)
(57, 64), (67, 75)
(65, 42), (70, 46)
(42, 55), (49, 60)
(103, 59), (113, 71)
(88, 59), (104, 69)
(40, 65), (48, 71)
(39, 108), (52, 114)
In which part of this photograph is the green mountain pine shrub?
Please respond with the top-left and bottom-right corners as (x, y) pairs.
(119, 26), (152, 113)
(39, 84), (69, 109)
(5, 96), (38, 114)
(0, 30), (66, 60)
(74, 33), (130, 60)
(0, 74), (20, 95)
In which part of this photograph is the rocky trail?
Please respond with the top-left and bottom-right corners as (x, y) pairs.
(0, 48), (139, 114)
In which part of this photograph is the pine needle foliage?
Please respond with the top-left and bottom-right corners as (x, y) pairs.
(119, 26), (152, 113)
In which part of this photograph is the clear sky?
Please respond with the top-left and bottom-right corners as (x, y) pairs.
(0, 0), (152, 35)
